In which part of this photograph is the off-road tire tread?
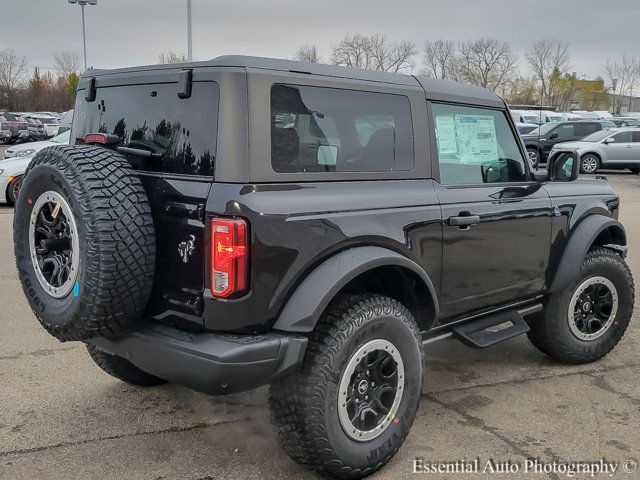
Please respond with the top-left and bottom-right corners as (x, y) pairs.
(528, 248), (634, 364)
(14, 145), (156, 341)
(270, 294), (423, 479)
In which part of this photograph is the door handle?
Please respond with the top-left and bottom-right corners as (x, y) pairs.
(448, 214), (481, 228)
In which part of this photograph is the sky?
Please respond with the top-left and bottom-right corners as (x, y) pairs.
(2, 0), (640, 84)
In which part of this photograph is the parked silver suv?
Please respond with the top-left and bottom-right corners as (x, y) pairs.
(551, 127), (640, 174)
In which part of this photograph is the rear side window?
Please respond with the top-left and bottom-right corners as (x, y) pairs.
(611, 131), (633, 142)
(575, 123), (598, 137)
(270, 84), (414, 173)
(72, 82), (219, 176)
(432, 103), (527, 185)
(554, 124), (575, 140)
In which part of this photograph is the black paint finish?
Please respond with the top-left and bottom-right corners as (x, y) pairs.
(71, 59), (625, 338)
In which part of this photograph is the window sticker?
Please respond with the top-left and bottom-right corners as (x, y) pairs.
(435, 114), (499, 164)
(435, 116), (457, 155)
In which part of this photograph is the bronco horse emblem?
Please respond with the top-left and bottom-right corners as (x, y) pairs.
(178, 235), (196, 263)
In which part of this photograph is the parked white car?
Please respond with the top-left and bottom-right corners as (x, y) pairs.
(0, 130), (70, 205)
(510, 109), (540, 124)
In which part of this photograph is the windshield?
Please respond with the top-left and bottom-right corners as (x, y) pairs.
(50, 130), (70, 144)
(581, 130), (612, 142)
(527, 123), (557, 136)
(36, 117), (58, 124)
(523, 115), (538, 123)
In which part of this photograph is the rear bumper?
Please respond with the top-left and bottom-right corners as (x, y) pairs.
(88, 321), (307, 395)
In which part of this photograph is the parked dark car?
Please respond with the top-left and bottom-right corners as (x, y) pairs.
(22, 116), (47, 141)
(516, 122), (539, 134)
(522, 120), (616, 166)
(0, 112), (28, 143)
(14, 56), (634, 479)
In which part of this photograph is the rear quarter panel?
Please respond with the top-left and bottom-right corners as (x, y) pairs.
(203, 180), (443, 332)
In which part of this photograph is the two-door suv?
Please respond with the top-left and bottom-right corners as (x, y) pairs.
(14, 56), (634, 478)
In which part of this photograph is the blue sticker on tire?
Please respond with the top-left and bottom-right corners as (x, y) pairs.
(73, 281), (79, 297)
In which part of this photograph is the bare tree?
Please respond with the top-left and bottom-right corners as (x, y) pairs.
(0, 47), (27, 93)
(503, 76), (539, 105)
(54, 51), (80, 77)
(452, 38), (518, 92)
(525, 39), (570, 104)
(331, 34), (416, 73)
(294, 45), (321, 63)
(421, 40), (456, 79)
(605, 55), (640, 113)
(158, 51), (189, 64)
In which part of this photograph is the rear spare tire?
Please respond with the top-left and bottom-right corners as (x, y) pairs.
(14, 145), (156, 341)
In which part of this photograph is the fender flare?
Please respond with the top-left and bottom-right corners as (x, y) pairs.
(272, 246), (439, 333)
(549, 215), (626, 294)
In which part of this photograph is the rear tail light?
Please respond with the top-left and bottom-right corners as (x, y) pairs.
(84, 133), (120, 145)
(211, 217), (248, 297)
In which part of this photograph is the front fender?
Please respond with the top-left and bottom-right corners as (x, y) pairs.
(272, 246), (438, 333)
(549, 215), (626, 294)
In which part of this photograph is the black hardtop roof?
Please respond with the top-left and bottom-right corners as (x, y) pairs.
(86, 55), (504, 107)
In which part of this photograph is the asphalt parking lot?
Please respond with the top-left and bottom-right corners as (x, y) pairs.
(1, 145), (639, 479)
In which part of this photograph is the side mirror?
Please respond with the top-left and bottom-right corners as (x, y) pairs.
(548, 133), (559, 140)
(547, 150), (579, 182)
(603, 137), (615, 144)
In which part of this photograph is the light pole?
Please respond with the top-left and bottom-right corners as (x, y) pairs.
(68, 0), (97, 71)
(187, 0), (193, 61)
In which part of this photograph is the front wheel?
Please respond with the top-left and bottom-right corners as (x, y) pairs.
(527, 248), (634, 364)
(269, 294), (424, 478)
(580, 154), (600, 174)
(6, 175), (22, 206)
(527, 148), (540, 168)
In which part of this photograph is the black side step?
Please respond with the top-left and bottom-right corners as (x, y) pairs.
(451, 309), (530, 348)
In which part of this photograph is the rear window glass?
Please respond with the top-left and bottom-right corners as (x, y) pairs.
(72, 82), (219, 176)
(270, 84), (414, 173)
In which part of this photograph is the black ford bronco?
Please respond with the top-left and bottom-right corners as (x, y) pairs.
(13, 56), (634, 478)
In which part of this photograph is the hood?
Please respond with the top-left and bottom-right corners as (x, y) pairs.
(3, 139), (57, 159)
(0, 155), (33, 175)
(551, 141), (597, 150)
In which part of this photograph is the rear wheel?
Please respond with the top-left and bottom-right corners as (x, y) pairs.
(580, 154), (600, 174)
(86, 344), (166, 386)
(527, 248), (634, 364)
(270, 294), (424, 478)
